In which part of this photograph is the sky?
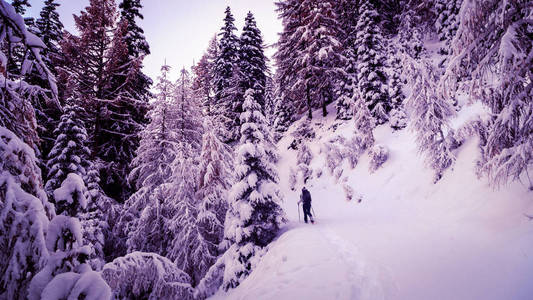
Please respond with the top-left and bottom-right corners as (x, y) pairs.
(26, 0), (282, 81)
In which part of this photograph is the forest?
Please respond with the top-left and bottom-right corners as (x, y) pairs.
(0, 0), (531, 299)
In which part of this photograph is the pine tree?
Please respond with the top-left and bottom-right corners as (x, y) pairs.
(435, 0), (462, 47)
(196, 118), (233, 258)
(11, 0), (30, 15)
(0, 128), (55, 300)
(441, 0), (532, 187)
(335, 0), (359, 120)
(355, 0), (391, 124)
(213, 7), (240, 143)
(97, 18), (150, 202)
(275, 0), (344, 119)
(193, 53), (213, 115)
(116, 64), (185, 258)
(45, 100), (91, 205)
(239, 12), (268, 110)
(28, 176), (111, 300)
(264, 76), (276, 126)
(166, 155), (211, 287)
(273, 91), (295, 141)
(175, 67), (203, 154)
(36, 0), (64, 73)
(223, 89), (285, 289)
(351, 95), (376, 158)
(62, 0), (151, 202)
(274, 0), (306, 119)
(406, 56), (455, 182)
(118, 0), (150, 58)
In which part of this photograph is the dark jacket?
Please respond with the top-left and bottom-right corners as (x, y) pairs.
(301, 189), (312, 207)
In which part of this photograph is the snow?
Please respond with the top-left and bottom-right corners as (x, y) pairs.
(46, 215), (83, 252)
(53, 173), (87, 210)
(211, 102), (533, 300)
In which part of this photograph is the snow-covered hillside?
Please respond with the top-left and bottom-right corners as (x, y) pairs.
(212, 104), (533, 300)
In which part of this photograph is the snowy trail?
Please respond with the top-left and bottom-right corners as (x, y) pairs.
(214, 107), (533, 300)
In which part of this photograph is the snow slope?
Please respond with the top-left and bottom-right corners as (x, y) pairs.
(212, 104), (533, 300)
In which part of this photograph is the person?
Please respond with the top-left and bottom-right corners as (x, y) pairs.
(298, 186), (314, 224)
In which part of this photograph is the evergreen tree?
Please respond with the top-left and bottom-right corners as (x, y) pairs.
(213, 6), (240, 143)
(193, 53), (213, 115)
(239, 12), (268, 110)
(355, 0), (391, 124)
(275, 0), (344, 119)
(175, 67), (203, 153)
(97, 18), (150, 202)
(264, 75), (276, 126)
(435, 0), (462, 47)
(28, 177), (111, 300)
(36, 0), (64, 73)
(441, 0), (532, 187)
(11, 0), (30, 15)
(44, 100), (108, 268)
(166, 155), (211, 287)
(196, 118), (233, 257)
(62, 0), (151, 202)
(45, 100), (91, 205)
(351, 95), (376, 158)
(335, 0), (359, 120)
(33, 0), (65, 172)
(272, 91), (295, 141)
(118, 64), (177, 256)
(223, 89), (285, 289)
(118, 0), (150, 58)
(0, 128), (55, 300)
(405, 56), (455, 182)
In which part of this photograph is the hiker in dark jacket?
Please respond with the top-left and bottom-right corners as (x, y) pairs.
(298, 186), (314, 224)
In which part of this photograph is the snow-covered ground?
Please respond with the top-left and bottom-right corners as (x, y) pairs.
(212, 104), (533, 300)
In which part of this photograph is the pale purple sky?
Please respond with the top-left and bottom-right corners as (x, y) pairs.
(26, 0), (282, 81)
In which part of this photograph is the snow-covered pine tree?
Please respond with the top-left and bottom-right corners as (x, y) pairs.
(276, 0), (344, 119)
(239, 11), (268, 111)
(0, 127), (55, 300)
(274, 0), (305, 121)
(28, 175), (111, 300)
(435, 0), (462, 47)
(165, 154), (211, 287)
(36, 0), (64, 73)
(0, 0), (59, 150)
(102, 252), (193, 299)
(0, 5), (58, 297)
(118, 0), (150, 59)
(223, 89), (285, 290)
(116, 64), (180, 258)
(45, 99), (91, 204)
(10, 0), (29, 14)
(97, 17), (150, 202)
(61, 0), (145, 202)
(272, 91), (295, 141)
(388, 56), (407, 130)
(196, 118), (233, 257)
(175, 67), (203, 153)
(193, 53), (213, 115)
(355, 0), (391, 124)
(44, 105), (108, 268)
(441, 0), (532, 187)
(213, 6), (240, 143)
(405, 55), (455, 182)
(32, 0), (65, 169)
(264, 75), (276, 126)
(351, 95), (376, 160)
(335, 0), (359, 120)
